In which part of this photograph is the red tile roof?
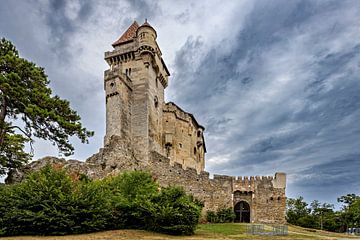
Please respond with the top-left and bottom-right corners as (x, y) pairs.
(112, 21), (139, 47)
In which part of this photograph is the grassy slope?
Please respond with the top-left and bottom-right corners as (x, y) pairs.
(2, 224), (360, 240)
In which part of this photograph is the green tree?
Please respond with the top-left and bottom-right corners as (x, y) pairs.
(0, 38), (93, 175)
(338, 194), (360, 230)
(349, 198), (360, 226)
(286, 196), (310, 225)
(310, 200), (335, 231)
(338, 194), (359, 207)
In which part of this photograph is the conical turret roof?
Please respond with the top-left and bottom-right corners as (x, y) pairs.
(139, 19), (157, 35)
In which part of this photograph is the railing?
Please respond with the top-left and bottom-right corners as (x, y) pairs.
(347, 228), (360, 235)
(246, 224), (288, 236)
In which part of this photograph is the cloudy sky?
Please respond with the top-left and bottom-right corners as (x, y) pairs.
(1, 0), (359, 206)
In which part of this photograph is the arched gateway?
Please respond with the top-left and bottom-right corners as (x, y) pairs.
(234, 201), (250, 223)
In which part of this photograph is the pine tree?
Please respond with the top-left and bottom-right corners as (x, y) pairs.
(0, 38), (93, 175)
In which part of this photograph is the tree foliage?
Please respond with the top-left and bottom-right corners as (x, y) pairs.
(0, 167), (203, 236)
(0, 38), (93, 175)
(287, 195), (360, 232)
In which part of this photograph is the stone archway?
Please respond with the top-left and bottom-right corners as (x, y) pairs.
(234, 201), (250, 223)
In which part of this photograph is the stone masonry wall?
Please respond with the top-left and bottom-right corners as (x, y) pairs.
(7, 137), (286, 224)
(162, 102), (205, 173)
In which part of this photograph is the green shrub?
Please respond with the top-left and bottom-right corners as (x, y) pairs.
(0, 166), (202, 236)
(206, 208), (235, 223)
(147, 187), (203, 235)
(0, 165), (112, 236)
(206, 211), (218, 223)
(105, 172), (202, 235)
(105, 171), (159, 229)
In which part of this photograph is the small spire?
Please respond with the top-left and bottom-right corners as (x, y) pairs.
(145, 18), (148, 23)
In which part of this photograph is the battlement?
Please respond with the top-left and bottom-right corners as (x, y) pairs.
(149, 151), (286, 193)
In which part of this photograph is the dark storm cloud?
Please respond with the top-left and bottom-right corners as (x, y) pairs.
(289, 155), (360, 205)
(1, 0), (359, 204)
(127, 0), (161, 20)
(38, 0), (94, 51)
(172, 0), (325, 107)
(170, 0), (360, 202)
(295, 156), (360, 188)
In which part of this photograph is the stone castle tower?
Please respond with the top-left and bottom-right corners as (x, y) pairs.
(102, 20), (286, 223)
(7, 20), (287, 224)
(104, 20), (205, 173)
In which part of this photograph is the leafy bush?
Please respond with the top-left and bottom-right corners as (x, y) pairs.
(206, 208), (235, 223)
(206, 211), (218, 223)
(105, 172), (202, 235)
(0, 165), (112, 235)
(147, 187), (203, 235)
(0, 166), (202, 236)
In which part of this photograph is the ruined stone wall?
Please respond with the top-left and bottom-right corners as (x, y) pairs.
(6, 137), (286, 224)
(147, 155), (286, 223)
(148, 151), (233, 214)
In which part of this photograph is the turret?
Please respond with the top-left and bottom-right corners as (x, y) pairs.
(137, 19), (157, 51)
(272, 172), (286, 188)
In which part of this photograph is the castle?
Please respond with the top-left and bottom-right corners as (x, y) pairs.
(104, 20), (205, 173)
(7, 20), (287, 224)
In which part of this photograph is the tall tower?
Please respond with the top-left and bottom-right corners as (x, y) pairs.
(104, 20), (170, 161)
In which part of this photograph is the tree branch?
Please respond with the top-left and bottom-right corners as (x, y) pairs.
(8, 125), (34, 154)
(8, 125), (32, 139)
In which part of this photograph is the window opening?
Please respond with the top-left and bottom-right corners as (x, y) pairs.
(154, 96), (159, 108)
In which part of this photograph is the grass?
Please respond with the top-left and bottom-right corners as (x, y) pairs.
(2, 223), (360, 240)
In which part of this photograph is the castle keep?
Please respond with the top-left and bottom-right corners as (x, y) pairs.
(7, 21), (286, 224)
(104, 20), (205, 173)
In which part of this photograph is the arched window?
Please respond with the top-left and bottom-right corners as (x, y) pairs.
(194, 147), (197, 155)
(197, 130), (201, 137)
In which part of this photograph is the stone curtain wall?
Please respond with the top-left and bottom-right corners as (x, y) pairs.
(7, 137), (286, 224)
